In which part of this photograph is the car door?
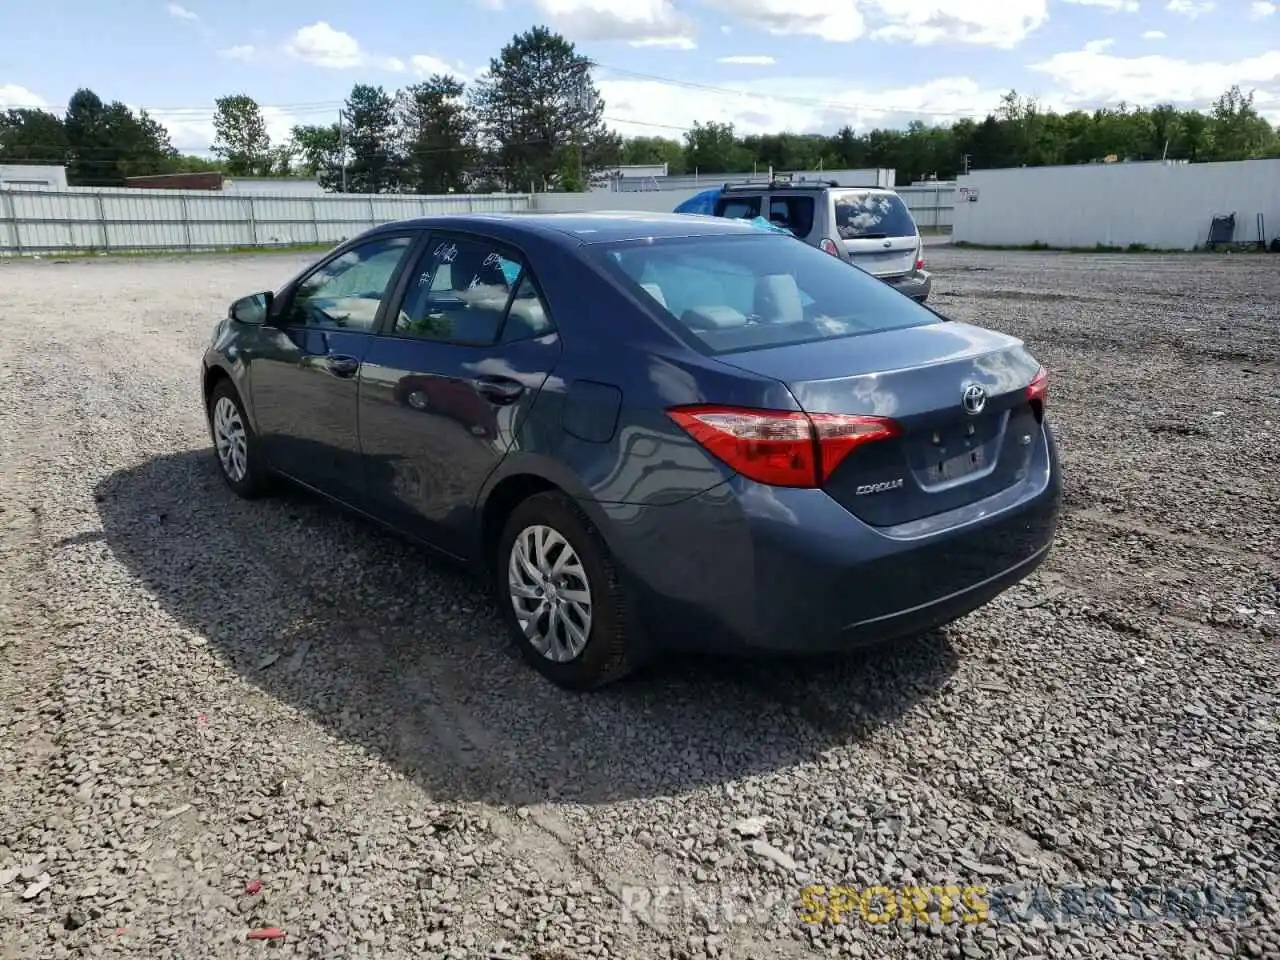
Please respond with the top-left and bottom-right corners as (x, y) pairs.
(249, 232), (420, 502)
(358, 232), (562, 556)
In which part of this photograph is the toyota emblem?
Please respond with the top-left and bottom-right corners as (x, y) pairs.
(961, 383), (987, 415)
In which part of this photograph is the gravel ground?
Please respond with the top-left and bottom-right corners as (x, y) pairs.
(0, 245), (1277, 959)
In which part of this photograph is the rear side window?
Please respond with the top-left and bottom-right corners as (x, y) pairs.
(595, 234), (934, 356)
(833, 191), (917, 240)
(714, 196), (761, 220)
(767, 195), (815, 237)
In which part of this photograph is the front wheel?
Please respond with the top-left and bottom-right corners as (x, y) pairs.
(495, 491), (645, 690)
(208, 379), (272, 499)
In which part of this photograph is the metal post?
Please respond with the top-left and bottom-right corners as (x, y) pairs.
(1, 189), (21, 255)
(309, 197), (320, 244)
(93, 192), (111, 253)
(339, 109), (348, 193)
(246, 196), (258, 246)
(179, 194), (191, 253)
(367, 196), (376, 229)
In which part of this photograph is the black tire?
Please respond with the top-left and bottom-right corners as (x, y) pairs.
(494, 490), (646, 690)
(207, 379), (272, 499)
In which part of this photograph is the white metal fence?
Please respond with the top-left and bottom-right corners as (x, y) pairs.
(0, 183), (954, 256)
(0, 188), (535, 255)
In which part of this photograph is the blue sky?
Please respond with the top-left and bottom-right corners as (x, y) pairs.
(2, 0), (1277, 154)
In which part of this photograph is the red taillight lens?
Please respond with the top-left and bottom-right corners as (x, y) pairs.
(820, 238), (840, 256)
(667, 405), (900, 488)
(914, 239), (925, 271)
(1027, 367), (1048, 415)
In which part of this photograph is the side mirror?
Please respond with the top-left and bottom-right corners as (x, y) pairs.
(229, 292), (272, 325)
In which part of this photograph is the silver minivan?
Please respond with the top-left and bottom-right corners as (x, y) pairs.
(712, 181), (931, 302)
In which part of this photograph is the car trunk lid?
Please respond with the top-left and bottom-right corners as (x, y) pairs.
(715, 321), (1045, 526)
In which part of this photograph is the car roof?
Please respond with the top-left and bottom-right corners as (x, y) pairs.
(366, 210), (769, 248)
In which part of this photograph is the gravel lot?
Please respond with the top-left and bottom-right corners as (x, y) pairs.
(1, 244), (1277, 959)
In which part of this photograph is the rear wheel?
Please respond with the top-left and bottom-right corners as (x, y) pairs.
(208, 379), (271, 499)
(495, 491), (644, 690)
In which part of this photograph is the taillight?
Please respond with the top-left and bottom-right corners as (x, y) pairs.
(820, 238), (840, 257)
(667, 405), (900, 488)
(1027, 367), (1048, 416)
(914, 240), (925, 272)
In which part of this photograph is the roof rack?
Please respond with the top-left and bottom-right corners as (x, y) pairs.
(721, 178), (840, 192)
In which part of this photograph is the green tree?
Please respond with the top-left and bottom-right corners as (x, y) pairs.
(61, 88), (177, 185)
(289, 123), (342, 179)
(619, 135), (685, 174)
(467, 26), (614, 192)
(0, 108), (69, 165)
(399, 75), (474, 194)
(211, 95), (272, 176)
(683, 121), (751, 174)
(338, 84), (402, 193)
(1208, 86), (1272, 161)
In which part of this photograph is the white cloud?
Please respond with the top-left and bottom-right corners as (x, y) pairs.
(717, 55), (776, 64)
(0, 84), (47, 110)
(382, 57), (407, 72)
(410, 54), (466, 78)
(1029, 44), (1280, 122)
(703, 0), (865, 42)
(1060, 0), (1138, 11)
(597, 73), (1012, 138)
(147, 105), (299, 155)
(1142, 29), (1167, 38)
(218, 44), (256, 60)
(1082, 38), (1116, 53)
(865, 0), (1049, 48)
(534, 0), (697, 47)
(1250, 1), (1276, 16)
(285, 22), (365, 68)
(1165, 0), (1215, 17)
(165, 2), (200, 22)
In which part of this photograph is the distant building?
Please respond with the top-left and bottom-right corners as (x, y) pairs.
(123, 172), (224, 190)
(222, 177), (327, 197)
(0, 163), (69, 190)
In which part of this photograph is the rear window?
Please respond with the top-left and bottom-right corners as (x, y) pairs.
(833, 191), (917, 240)
(593, 234), (935, 356)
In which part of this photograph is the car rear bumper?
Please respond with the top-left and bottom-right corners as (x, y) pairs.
(883, 270), (931, 301)
(601, 422), (1060, 655)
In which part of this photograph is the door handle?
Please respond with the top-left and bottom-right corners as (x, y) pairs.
(326, 354), (360, 377)
(475, 375), (524, 404)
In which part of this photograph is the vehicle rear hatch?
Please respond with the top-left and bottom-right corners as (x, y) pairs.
(716, 322), (1045, 527)
(831, 190), (919, 278)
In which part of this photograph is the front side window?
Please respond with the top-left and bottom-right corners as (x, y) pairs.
(286, 235), (415, 331)
(832, 191), (918, 240)
(394, 237), (523, 344)
(596, 234), (935, 355)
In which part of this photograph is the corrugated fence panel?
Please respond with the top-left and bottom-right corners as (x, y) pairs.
(247, 196), (321, 246)
(10, 190), (102, 252)
(183, 194), (256, 248)
(100, 192), (188, 251)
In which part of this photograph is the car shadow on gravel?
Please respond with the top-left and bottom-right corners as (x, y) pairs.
(95, 449), (959, 806)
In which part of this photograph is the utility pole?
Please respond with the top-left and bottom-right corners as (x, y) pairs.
(338, 109), (348, 192)
(961, 153), (971, 175)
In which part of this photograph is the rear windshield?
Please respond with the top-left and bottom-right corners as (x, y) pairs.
(592, 234), (936, 356)
(833, 191), (917, 240)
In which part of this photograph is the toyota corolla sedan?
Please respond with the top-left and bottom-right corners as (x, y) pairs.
(201, 212), (1061, 690)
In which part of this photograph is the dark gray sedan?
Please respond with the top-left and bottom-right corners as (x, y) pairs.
(201, 212), (1060, 689)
